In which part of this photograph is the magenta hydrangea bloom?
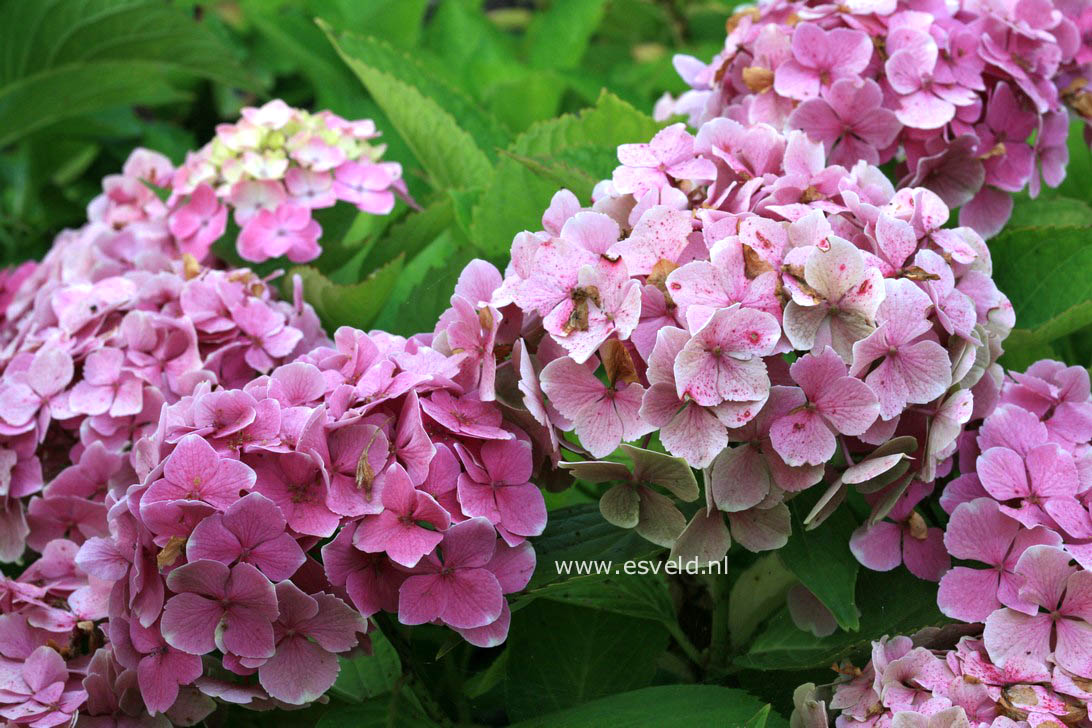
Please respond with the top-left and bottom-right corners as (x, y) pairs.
(257, 581), (366, 705)
(659, 0), (1092, 236)
(983, 545), (1092, 678)
(161, 559), (278, 659)
(171, 101), (408, 264)
(397, 517), (506, 630)
(938, 498), (1063, 622)
(0, 645), (87, 727)
(496, 113), (1010, 558)
(186, 492), (305, 581)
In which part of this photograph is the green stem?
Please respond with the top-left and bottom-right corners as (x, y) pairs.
(707, 574), (733, 672)
(373, 614), (453, 726)
(664, 619), (703, 668)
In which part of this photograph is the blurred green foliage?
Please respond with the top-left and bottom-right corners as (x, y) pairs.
(0, 0), (737, 267)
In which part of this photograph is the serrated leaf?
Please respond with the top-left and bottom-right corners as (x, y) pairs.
(513, 572), (676, 627)
(990, 225), (1092, 355)
(323, 25), (509, 162)
(324, 26), (497, 192)
(0, 0), (259, 147)
(508, 685), (783, 728)
(471, 91), (661, 257)
(371, 232), (475, 337)
(779, 492), (860, 631)
(292, 256), (404, 332)
(361, 198), (454, 272)
(736, 568), (948, 671)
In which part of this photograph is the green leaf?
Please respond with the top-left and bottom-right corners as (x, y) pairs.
(323, 25), (509, 166)
(316, 694), (437, 728)
(779, 492), (860, 631)
(0, 0), (259, 147)
(330, 631), (401, 703)
(507, 685), (783, 728)
(1007, 195), (1092, 229)
(325, 37), (493, 191)
(422, 0), (521, 102)
(471, 91), (661, 257)
(314, 0), (429, 49)
(745, 705), (774, 728)
(990, 224), (1092, 351)
(504, 600), (669, 721)
(514, 572), (676, 626)
(523, 503), (663, 590)
(524, 0), (610, 70)
(291, 256), (404, 332)
(361, 198), (455, 272)
(736, 568), (948, 671)
(371, 232), (475, 337)
(729, 553), (797, 649)
(243, 2), (373, 117)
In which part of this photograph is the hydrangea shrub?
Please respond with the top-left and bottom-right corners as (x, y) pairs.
(0, 1), (1092, 726)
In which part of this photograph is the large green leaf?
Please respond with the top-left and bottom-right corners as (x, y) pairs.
(508, 685), (785, 728)
(779, 493), (860, 631)
(503, 600), (668, 721)
(512, 571), (676, 626)
(361, 198), (455, 272)
(316, 694), (436, 728)
(736, 568), (948, 671)
(313, 0), (429, 49)
(323, 25), (509, 168)
(991, 224), (1092, 353)
(523, 503), (662, 590)
(728, 553), (797, 649)
(292, 256), (404, 332)
(0, 0), (258, 147)
(329, 631), (401, 703)
(524, 0), (610, 71)
(371, 231), (475, 337)
(471, 91), (661, 257)
(1006, 195), (1092, 229)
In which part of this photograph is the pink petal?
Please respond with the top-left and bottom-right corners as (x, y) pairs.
(984, 608), (1053, 670)
(258, 635), (338, 705)
(937, 567), (1001, 622)
(901, 528), (950, 582)
(709, 444), (769, 512)
(770, 410), (836, 467)
(161, 593), (222, 655)
(849, 521), (903, 571)
(728, 503), (790, 552)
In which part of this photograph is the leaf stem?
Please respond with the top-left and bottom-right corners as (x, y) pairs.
(664, 618), (703, 668)
(373, 613), (454, 726)
(707, 574), (733, 671)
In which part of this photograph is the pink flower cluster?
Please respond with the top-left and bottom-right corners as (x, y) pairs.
(794, 360), (1092, 728)
(0, 147), (322, 567)
(0, 104), (534, 724)
(493, 119), (1012, 556)
(797, 631), (1091, 728)
(168, 99), (406, 263)
(659, 0), (1092, 237)
(55, 292), (540, 720)
(937, 361), (1092, 673)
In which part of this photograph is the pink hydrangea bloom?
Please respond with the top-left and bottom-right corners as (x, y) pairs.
(161, 559), (278, 659)
(983, 545), (1092, 678)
